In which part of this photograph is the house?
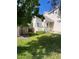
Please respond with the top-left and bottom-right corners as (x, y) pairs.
(32, 16), (44, 33)
(32, 7), (61, 33)
(43, 7), (61, 33)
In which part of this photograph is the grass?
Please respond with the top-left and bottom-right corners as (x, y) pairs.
(17, 33), (61, 59)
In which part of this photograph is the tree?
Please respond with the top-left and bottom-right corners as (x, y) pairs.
(17, 0), (45, 35)
(17, 0), (41, 26)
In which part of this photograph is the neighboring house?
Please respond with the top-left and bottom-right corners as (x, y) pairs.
(32, 16), (44, 33)
(32, 7), (61, 33)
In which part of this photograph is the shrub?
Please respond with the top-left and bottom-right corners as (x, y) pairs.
(28, 32), (36, 36)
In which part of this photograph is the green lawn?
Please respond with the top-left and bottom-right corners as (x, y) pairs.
(17, 33), (61, 59)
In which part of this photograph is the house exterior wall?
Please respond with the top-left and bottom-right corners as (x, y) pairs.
(32, 16), (43, 33)
(43, 8), (61, 33)
(53, 19), (61, 33)
(32, 8), (61, 33)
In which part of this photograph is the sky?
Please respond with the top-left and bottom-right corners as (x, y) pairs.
(39, 0), (60, 15)
(39, 0), (52, 15)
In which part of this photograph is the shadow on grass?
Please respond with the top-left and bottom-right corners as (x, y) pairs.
(17, 34), (61, 59)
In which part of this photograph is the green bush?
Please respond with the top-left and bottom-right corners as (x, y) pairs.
(28, 32), (36, 36)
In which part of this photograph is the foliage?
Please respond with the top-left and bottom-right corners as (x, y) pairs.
(17, 33), (61, 59)
(28, 32), (36, 36)
(17, 0), (44, 26)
